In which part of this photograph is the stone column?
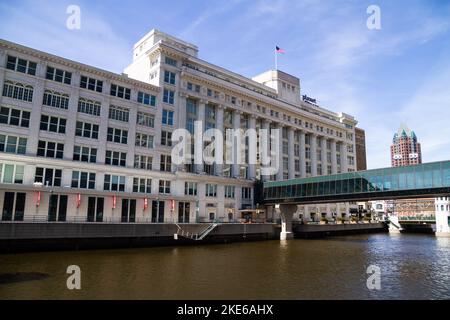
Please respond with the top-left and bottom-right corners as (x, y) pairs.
(288, 127), (295, 179)
(178, 92), (187, 129)
(321, 137), (327, 176)
(300, 130), (306, 178)
(341, 142), (348, 173)
(232, 110), (241, 178)
(248, 114), (257, 180)
(331, 139), (338, 174)
(215, 105), (225, 176)
(276, 124), (284, 181)
(176, 93), (188, 172)
(260, 119), (271, 182)
(310, 134), (317, 176)
(195, 99), (206, 174)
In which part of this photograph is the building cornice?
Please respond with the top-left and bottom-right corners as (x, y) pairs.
(0, 39), (160, 93)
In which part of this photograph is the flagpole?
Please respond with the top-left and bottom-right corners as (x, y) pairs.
(275, 49), (278, 71)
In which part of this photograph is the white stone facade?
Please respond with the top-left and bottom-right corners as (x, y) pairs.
(0, 29), (358, 224)
(435, 197), (450, 236)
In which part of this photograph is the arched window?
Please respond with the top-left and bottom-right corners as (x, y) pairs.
(2, 80), (34, 102)
(42, 90), (69, 109)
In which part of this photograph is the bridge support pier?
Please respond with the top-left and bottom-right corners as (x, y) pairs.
(276, 204), (298, 240)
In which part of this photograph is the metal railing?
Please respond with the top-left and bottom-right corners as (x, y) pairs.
(0, 215), (275, 225)
(398, 215), (436, 222)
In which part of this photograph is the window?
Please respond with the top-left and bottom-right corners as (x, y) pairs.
(107, 127), (128, 144)
(48, 195), (68, 222)
(242, 187), (252, 200)
(0, 135), (27, 154)
(137, 91), (156, 106)
(121, 199), (137, 223)
(159, 180), (171, 194)
(73, 146), (97, 163)
(348, 156), (355, 166)
(46, 66), (72, 85)
(295, 159), (300, 172)
(187, 99), (197, 115)
(80, 75), (103, 93)
(42, 90), (69, 109)
(109, 105), (129, 122)
(294, 144), (300, 157)
(135, 133), (153, 149)
(78, 98), (101, 116)
(184, 182), (198, 196)
(306, 162), (312, 174)
(40, 115), (66, 134)
(187, 82), (201, 93)
(87, 197), (104, 222)
(206, 184), (217, 197)
(164, 71), (176, 85)
(1, 192), (26, 222)
(35, 167), (62, 187)
(152, 200), (165, 223)
(162, 109), (174, 126)
(137, 112), (155, 128)
(37, 140), (64, 159)
(0, 163), (24, 184)
(161, 131), (172, 147)
(103, 174), (125, 192)
(225, 186), (235, 198)
(178, 202), (190, 223)
(133, 178), (152, 194)
(0, 106), (30, 128)
(305, 147), (311, 160)
(160, 155), (172, 172)
(110, 84), (131, 100)
(3, 80), (34, 102)
(105, 150), (126, 167)
(6, 55), (37, 75)
(163, 89), (175, 104)
(71, 171), (96, 189)
(134, 155), (153, 170)
(165, 57), (177, 66)
(75, 121), (99, 139)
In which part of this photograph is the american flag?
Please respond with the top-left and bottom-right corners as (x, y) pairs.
(276, 46), (286, 54)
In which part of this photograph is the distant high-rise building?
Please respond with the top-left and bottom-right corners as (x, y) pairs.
(389, 125), (435, 220)
(391, 124), (422, 167)
(355, 127), (367, 171)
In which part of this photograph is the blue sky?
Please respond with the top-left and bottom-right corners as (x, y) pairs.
(0, 0), (449, 169)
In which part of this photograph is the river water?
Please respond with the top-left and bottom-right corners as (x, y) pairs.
(0, 234), (449, 300)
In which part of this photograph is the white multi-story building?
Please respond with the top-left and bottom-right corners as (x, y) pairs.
(0, 29), (358, 224)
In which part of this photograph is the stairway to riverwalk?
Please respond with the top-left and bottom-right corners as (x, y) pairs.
(175, 224), (219, 241)
(387, 216), (403, 232)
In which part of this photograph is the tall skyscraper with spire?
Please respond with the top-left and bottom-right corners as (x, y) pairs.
(389, 125), (434, 221)
(391, 124), (422, 167)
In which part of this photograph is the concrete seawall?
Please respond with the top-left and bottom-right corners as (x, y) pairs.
(0, 222), (388, 253)
(293, 223), (388, 238)
(0, 223), (278, 253)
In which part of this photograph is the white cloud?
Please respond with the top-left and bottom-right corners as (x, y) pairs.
(0, 0), (130, 73)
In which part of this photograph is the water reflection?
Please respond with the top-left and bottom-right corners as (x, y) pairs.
(0, 234), (449, 300)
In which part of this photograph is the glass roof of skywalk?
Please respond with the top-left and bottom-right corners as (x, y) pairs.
(263, 161), (450, 204)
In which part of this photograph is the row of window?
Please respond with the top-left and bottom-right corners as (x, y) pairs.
(0, 162), (253, 200)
